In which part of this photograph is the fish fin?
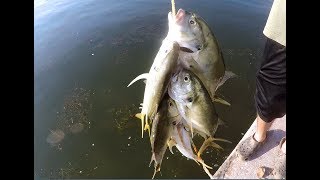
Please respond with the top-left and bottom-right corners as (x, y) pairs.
(184, 118), (194, 138)
(216, 70), (237, 90)
(190, 123), (194, 138)
(135, 113), (142, 119)
(127, 73), (149, 87)
(197, 157), (213, 170)
(212, 137), (232, 144)
(151, 165), (160, 179)
(201, 162), (214, 179)
(149, 154), (161, 179)
(213, 95), (231, 106)
(135, 113), (145, 138)
(144, 122), (151, 137)
(168, 139), (177, 154)
(197, 137), (224, 158)
(192, 158), (201, 166)
(149, 153), (155, 167)
(191, 140), (198, 154)
(144, 107), (151, 138)
(197, 136), (232, 157)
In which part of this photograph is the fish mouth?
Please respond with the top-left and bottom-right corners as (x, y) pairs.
(175, 9), (185, 25)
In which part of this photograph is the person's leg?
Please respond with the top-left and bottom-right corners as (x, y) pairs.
(254, 115), (273, 142)
(237, 37), (286, 161)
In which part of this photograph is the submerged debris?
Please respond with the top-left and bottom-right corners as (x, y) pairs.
(46, 129), (65, 145)
(69, 123), (84, 134)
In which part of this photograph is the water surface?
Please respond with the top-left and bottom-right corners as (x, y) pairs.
(34, 0), (273, 178)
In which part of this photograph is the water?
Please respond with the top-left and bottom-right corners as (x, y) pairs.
(34, 0), (273, 178)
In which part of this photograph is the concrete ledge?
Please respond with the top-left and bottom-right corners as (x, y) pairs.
(213, 115), (286, 179)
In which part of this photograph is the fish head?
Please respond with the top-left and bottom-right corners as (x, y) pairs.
(168, 9), (208, 52)
(168, 68), (198, 104)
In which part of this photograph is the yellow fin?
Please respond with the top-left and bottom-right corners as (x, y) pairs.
(135, 113), (145, 138)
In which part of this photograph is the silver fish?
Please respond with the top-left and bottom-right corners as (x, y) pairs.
(128, 39), (180, 138)
(168, 68), (231, 157)
(149, 94), (180, 179)
(167, 9), (236, 105)
(168, 120), (214, 179)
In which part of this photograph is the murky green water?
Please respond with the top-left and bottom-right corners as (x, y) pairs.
(34, 0), (273, 178)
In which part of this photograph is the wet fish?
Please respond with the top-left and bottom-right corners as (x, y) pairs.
(167, 9), (236, 104)
(168, 120), (214, 179)
(127, 39), (180, 138)
(149, 94), (180, 179)
(168, 69), (231, 157)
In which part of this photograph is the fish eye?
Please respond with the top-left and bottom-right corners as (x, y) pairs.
(184, 76), (189, 82)
(187, 97), (193, 103)
(169, 102), (172, 106)
(196, 45), (201, 51)
(189, 20), (195, 25)
(172, 121), (176, 125)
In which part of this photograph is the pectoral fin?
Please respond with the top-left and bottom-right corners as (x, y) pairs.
(135, 113), (145, 138)
(213, 95), (231, 106)
(168, 139), (177, 154)
(127, 73), (149, 87)
(197, 137), (232, 157)
(149, 153), (155, 167)
(216, 70), (237, 90)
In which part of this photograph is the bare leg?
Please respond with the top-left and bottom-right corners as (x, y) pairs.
(237, 114), (275, 160)
(254, 114), (273, 142)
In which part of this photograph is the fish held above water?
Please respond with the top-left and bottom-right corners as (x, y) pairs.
(149, 94), (180, 179)
(168, 121), (214, 179)
(168, 68), (231, 156)
(167, 9), (237, 104)
(168, 68), (221, 137)
(127, 39), (180, 138)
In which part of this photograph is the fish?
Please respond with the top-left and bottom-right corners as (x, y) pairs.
(149, 94), (181, 179)
(168, 68), (231, 157)
(168, 120), (214, 179)
(167, 9), (236, 104)
(127, 39), (180, 138)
